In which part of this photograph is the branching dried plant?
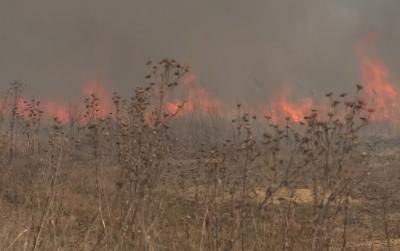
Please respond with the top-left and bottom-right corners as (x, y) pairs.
(0, 60), (398, 251)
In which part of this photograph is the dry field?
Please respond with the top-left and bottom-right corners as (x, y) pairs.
(0, 60), (400, 250)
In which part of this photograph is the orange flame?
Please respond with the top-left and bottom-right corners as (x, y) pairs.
(9, 36), (400, 128)
(16, 97), (31, 119)
(276, 97), (313, 123)
(83, 80), (113, 118)
(165, 74), (313, 124)
(37, 80), (111, 124)
(165, 73), (221, 116)
(43, 101), (70, 123)
(355, 34), (399, 122)
(165, 102), (184, 115)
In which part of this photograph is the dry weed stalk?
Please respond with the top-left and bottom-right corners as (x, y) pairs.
(0, 60), (397, 251)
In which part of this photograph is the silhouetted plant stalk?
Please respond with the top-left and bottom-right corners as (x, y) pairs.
(0, 59), (388, 250)
(31, 117), (65, 251)
(7, 81), (25, 164)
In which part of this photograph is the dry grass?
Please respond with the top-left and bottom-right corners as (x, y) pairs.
(0, 60), (398, 250)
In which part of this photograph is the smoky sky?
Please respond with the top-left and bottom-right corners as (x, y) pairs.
(1, 0), (400, 104)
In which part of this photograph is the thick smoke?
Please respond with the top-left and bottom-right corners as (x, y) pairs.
(0, 0), (400, 104)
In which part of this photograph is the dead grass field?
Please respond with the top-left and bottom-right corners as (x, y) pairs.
(0, 61), (399, 250)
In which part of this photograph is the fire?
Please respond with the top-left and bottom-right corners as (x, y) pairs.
(165, 101), (186, 115)
(31, 80), (111, 124)
(83, 80), (112, 118)
(15, 97), (70, 124)
(355, 34), (399, 122)
(6, 36), (400, 128)
(165, 74), (221, 116)
(16, 97), (30, 118)
(165, 74), (312, 124)
(43, 101), (70, 124)
(276, 97), (313, 123)
(186, 85), (221, 113)
(27, 80), (111, 124)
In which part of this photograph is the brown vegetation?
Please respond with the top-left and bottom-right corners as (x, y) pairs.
(0, 59), (399, 250)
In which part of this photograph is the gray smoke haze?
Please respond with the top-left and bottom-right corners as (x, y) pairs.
(1, 0), (400, 104)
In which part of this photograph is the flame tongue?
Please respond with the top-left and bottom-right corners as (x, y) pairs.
(43, 101), (70, 123)
(276, 97), (313, 123)
(14, 80), (112, 124)
(356, 34), (399, 122)
(83, 80), (113, 119)
(11, 35), (400, 127)
(165, 74), (221, 116)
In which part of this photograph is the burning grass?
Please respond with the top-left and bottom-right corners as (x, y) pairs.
(0, 58), (399, 251)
